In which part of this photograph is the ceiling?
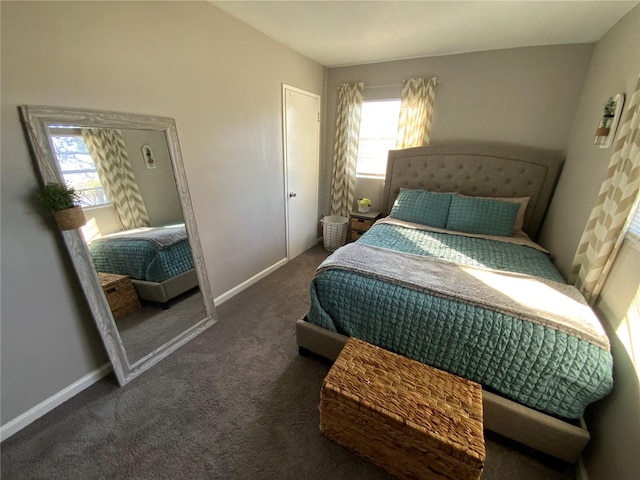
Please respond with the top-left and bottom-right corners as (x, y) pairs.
(211, 1), (638, 67)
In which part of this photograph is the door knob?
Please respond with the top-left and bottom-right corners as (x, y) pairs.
(289, 192), (297, 198)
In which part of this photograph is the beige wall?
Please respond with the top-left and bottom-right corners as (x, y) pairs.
(1, 1), (324, 425)
(538, 8), (640, 279)
(323, 45), (593, 217)
(543, 6), (639, 479)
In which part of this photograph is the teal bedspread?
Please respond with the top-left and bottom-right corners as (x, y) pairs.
(307, 222), (613, 419)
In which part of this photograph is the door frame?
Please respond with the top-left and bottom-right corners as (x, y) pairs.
(282, 84), (321, 261)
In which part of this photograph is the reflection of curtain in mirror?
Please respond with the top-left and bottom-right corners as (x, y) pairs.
(81, 128), (150, 230)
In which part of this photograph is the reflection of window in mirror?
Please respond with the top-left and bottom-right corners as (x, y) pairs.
(49, 128), (110, 207)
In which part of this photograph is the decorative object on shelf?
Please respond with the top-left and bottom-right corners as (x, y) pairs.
(594, 93), (625, 149)
(358, 197), (371, 213)
(142, 144), (156, 169)
(37, 182), (87, 230)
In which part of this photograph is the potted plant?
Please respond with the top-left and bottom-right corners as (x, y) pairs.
(358, 197), (371, 213)
(596, 97), (617, 135)
(37, 182), (86, 230)
(603, 97), (617, 117)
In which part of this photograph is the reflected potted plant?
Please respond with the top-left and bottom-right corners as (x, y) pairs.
(37, 182), (86, 230)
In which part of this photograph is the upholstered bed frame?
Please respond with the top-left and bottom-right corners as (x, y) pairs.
(382, 141), (563, 239)
(296, 141), (595, 463)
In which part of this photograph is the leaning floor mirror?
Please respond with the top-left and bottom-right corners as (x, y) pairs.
(20, 105), (216, 386)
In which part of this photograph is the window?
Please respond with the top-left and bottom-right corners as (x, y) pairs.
(49, 133), (110, 207)
(627, 200), (640, 248)
(356, 100), (401, 177)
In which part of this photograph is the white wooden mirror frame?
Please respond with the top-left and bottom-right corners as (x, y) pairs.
(19, 105), (216, 386)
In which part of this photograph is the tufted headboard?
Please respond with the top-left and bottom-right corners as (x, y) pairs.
(382, 141), (564, 240)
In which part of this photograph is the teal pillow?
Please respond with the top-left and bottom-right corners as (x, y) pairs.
(446, 196), (520, 237)
(389, 189), (453, 228)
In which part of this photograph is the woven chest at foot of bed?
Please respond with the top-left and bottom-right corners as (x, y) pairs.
(98, 273), (141, 320)
(319, 338), (485, 480)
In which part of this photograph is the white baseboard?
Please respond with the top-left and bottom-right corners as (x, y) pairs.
(214, 257), (288, 306)
(0, 363), (112, 442)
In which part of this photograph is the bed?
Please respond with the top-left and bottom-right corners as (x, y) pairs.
(296, 141), (614, 463)
(88, 223), (199, 305)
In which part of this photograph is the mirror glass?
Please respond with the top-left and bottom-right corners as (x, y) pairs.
(20, 106), (216, 385)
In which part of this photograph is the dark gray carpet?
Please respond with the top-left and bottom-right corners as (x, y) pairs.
(1, 245), (575, 479)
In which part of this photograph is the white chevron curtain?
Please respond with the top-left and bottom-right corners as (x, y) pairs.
(330, 82), (364, 216)
(81, 128), (150, 230)
(571, 76), (640, 304)
(396, 76), (438, 148)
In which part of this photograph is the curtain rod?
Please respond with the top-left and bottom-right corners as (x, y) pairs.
(364, 84), (402, 89)
(337, 77), (439, 90)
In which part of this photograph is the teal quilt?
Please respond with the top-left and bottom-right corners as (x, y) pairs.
(307, 221), (614, 419)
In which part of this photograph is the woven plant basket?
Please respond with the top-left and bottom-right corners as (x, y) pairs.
(53, 206), (86, 230)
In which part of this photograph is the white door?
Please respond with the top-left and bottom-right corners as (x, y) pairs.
(283, 85), (320, 260)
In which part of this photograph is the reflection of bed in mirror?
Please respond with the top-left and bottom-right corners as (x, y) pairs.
(87, 223), (199, 307)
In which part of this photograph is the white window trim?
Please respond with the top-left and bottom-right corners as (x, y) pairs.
(357, 172), (386, 180)
(624, 198), (640, 251)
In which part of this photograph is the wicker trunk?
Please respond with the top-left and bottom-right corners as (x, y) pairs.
(98, 273), (141, 320)
(320, 338), (485, 480)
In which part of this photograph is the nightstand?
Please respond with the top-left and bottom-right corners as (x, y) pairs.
(349, 210), (382, 242)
